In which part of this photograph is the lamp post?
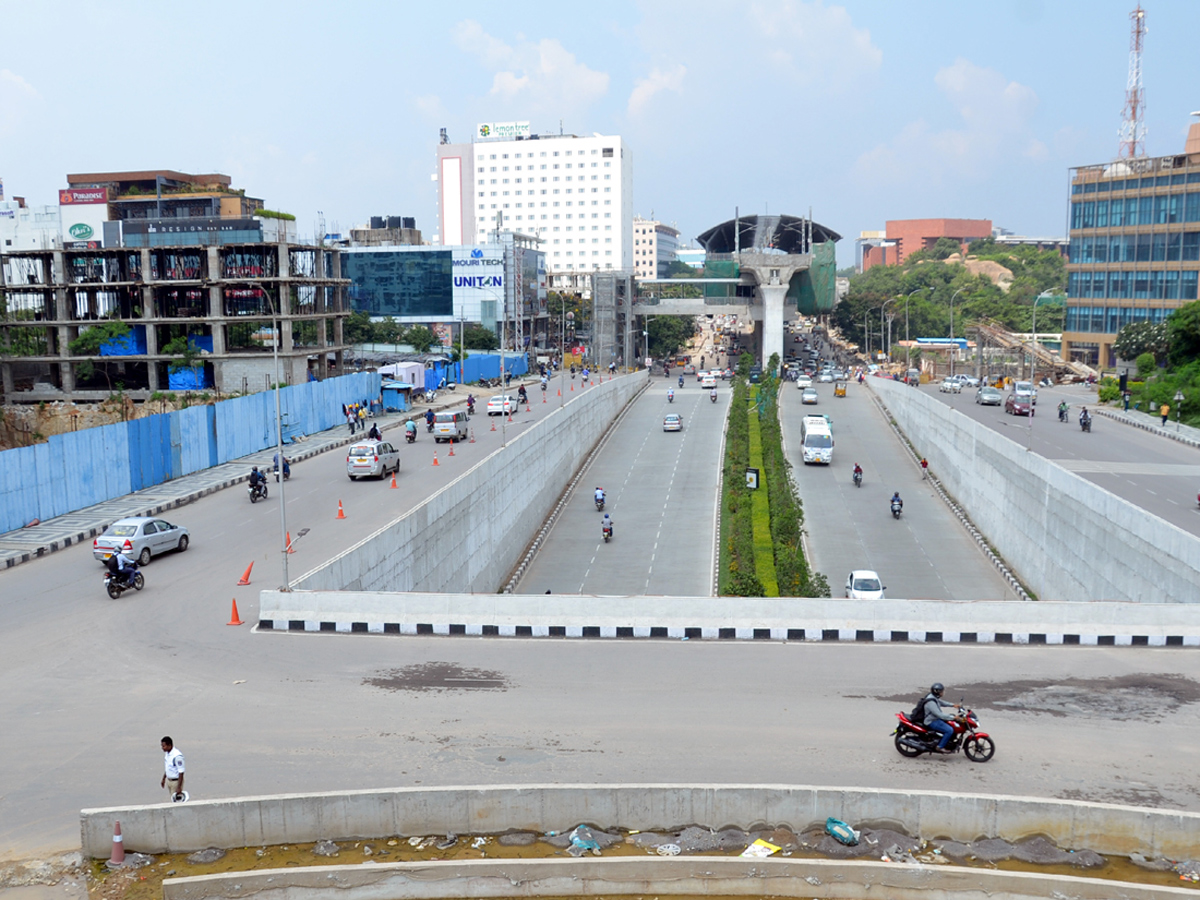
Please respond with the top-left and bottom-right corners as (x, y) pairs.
(882, 298), (898, 363)
(948, 287), (965, 379)
(248, 281), (289, 590)
(1029, 290), (1055, 384)
(863, 308), (870, 359)
(903, 288), (922, 375)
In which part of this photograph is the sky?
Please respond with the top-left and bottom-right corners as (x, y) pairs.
(2, 1), (1199, 266)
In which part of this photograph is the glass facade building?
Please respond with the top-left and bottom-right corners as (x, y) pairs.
(1064, 146), (1200, 366)
(343, 250), (453, 319)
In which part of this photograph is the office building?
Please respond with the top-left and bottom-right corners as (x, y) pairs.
(1063, 118), (1200, 366)
(675, 246), (704, 270)
(0, 170), (348, 401)
(632, 216), (680, 280)
(435, 124), (633, 288)
(858, 218), (993, 272)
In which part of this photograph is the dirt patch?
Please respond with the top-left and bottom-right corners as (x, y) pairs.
(364, 662), (508, 693)
(879, 674), (1200, 720)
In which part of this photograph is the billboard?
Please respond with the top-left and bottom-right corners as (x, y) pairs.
(476, 121), (530, 140)
(59, 187), (109, 246)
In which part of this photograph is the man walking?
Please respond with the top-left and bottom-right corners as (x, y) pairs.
(1160, 402), (1170, 426)
(160, 736), (185, 801)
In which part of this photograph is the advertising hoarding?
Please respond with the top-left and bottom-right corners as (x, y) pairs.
(59, 187), (109, 246)
(476, 121), (531, 140)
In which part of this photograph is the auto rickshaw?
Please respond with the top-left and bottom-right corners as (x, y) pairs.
(834, 380), (848, 398)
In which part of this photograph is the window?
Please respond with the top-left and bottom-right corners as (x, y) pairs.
(1110, 198), (1125, 227)
(1186, 192), (1200, 222)
(602, 148), (613, 157)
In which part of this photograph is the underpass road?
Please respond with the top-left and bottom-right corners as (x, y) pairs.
(782, 379), (1017, 600)
(922, 382), (1200, 537)
(516, 381), (728, 595)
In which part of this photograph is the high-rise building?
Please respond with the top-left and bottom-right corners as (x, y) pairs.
(1063, 117), (1200, 366)
(435, 126), (633, 289)
(631, 216), (680, 280)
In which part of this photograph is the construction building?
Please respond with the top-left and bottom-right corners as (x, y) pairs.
(0, 170), (349, 402)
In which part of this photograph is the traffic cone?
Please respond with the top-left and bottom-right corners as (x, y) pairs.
(228, 598), (244, 626)
(525, 403), (531, 412)
(336, 500), (346, 519)
(557, 388), (561, 397)
(491, 419), (497, 432)
(570, 382), (574, 392)
(107, 821), (125, 868)
(237, 562), (253, 585)
(542, 393), (547, 403)
(390, 472), (398, 489)
(448, 442), (455, 457)
(285, 532), (295, 554)
(469, 429), (476, 443)
(432, 452), (439, 466)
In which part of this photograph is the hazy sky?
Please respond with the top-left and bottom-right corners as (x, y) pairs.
(2, 1), (1198, 264)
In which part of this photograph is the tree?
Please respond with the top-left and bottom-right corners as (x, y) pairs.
(404, 325), (437, 354)
(667, 260), (699, 277)
(1114, 321), (1168, 363)
(645, 316), (695, 359)
(1136, 352), (1157, 378)
(373, 317), (404, 345)
(1166, 300), (1200, 367)
(69, 319), (131, 390)
(343, 310), (373, 345)
(162, 334), (203, 375)
(930, 237), (963, 260)
(462, 324), (499, 351)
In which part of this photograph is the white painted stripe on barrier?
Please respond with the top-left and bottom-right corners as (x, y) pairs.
(433, 624), (450, 635)
(466, 624), (482, 636)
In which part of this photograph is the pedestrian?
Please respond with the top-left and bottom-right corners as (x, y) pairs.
(920, 457), (929, 479)
(1160, 403), (1170, 426)
(358, 406), (367, 428)
(1123, 391), (1131, 412)
(160, 736), (185, 801)
(347, 409), (356, 434)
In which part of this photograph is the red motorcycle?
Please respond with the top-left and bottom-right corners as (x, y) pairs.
(892, 706), (995, 762)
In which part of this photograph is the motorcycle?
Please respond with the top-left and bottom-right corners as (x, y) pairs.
(249, 481), (268, 503)
(467, 399), (476, 417)
(602, 523), (613, 543)
(678, 377), (684, 389)
(668, 391), (675, 403)
(710, 390), (718, 403)
(1058, 405), (1069, 423)
(104, 563), (144, 599)
(892, 704), (995, 762)
(595, 495), (605, 512)
(1080, 415), (1092, 433)
(273, 460), (290, 481)
(890, 498), (903, 519)
(853, 470), (862, 488)
(405, 429), (416, 444)
(426, 418), (435, 434)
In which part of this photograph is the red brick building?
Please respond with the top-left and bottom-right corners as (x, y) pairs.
(859, 218), (993, 271)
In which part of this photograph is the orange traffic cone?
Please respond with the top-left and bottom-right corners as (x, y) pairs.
(432, 452), (439, 466)
(237, 562), (253, 585)
(557, 388), (561, 396)
(107, 821), (125, 868)
(570, 382), (574, 391)
(469, 429), (476, 443)
(491, 419), (497, 432)
(228, 598), (244, 626)
(448, 442), (455, 457)
(525, 403), (531, 412)
(285, 532), (295, 554)
(542, 393), (547, 403)
(390, 472), (398, 489)
(336, 500), (346, 519)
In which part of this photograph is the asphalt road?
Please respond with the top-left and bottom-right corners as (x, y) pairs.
(781, 378), (1019, 601)
(921, 381), (1200, 537)
(515, 380), (728, 595)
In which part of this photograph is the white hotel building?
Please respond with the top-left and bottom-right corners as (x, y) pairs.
(436, 126), (633, 290)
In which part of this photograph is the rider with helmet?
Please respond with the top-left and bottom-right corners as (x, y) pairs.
(891, 491), (903, 510)
(249, 465), (265, 489)
(601, 512), (613, 537)
(594, 486), (605, 507)
(921, 683), (962, 754)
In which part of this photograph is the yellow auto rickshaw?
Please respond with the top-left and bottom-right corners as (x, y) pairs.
(834, 381), (848, 398)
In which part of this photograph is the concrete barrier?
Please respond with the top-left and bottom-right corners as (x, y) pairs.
(257, 591), (1200, 644)
(80, 783), (1200, 860)
(871, 378), (1200, 603)
(289, 373), (646, 593)
(161, 857), (1197, 900)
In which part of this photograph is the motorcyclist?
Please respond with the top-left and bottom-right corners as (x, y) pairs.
(710, 388), (717, 401)
(1058, 400), (1068, 422)
(891, 491), (903, 511)
(1079, 406), (1091, 428)
(272, 452), (291, 477)
(678, 375), (684, 389)
(921, 682), (962, 754)
(540, 375), (548, 391)
(249, 466), (265, 489)
(467, 394), (476, 416)
(405, 419), (417, 440)
(853, 463), (863, 483)
(106, 549), (136, 588)
(517, 384), (528, 404)
(667, 388), (674, 402)
(601, 512), (613, 537)
(594, 487), (605, 507)
(425, 408), (435, 431)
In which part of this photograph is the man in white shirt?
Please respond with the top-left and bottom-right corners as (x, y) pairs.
(161, 736), (185, 801)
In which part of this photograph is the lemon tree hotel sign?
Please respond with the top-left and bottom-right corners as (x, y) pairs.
(476, 121), (530, 140)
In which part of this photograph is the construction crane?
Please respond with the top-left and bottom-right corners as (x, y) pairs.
(1117, 4), (1147, 159)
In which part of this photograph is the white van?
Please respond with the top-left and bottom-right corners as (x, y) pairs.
(1013, 380), (1038, 405)
(800, 416), (833, 465)
(433, 410), (469, 443)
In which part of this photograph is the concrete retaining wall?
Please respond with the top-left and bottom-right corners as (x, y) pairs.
(257, 591), (1200, 644)
(81, 784), (1200, 859)
(161, 858), (1199, 900)
(872, 378), (1200, 603)
(291, 372), (646, 593)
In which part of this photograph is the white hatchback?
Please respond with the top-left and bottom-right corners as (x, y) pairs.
(845, 569), (886, 600)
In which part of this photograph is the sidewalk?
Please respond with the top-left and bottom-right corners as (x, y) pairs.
(1091, 402), (1200, 450)
(0, 405), (424, 571)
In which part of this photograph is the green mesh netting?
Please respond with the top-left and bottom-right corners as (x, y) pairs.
(791, 241), (836, 314)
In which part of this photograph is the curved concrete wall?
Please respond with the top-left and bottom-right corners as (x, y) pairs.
(161, 858), (1196, 900)
(291, 372), (646, 593)
(80, 783), (1200, 859)
(871, 378), (1200, 603)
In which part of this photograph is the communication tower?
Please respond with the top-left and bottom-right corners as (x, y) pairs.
(1117, 4), (1147, 159)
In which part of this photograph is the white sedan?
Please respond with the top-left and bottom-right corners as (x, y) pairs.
(845, 570), (886, 600)
(486, 395), (519, 415)
(939, 378), (962, 394)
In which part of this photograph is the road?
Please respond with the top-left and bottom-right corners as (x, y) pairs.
(921, 381), (1200, 537)
(781, 378), (1019, 600)
(515, 380), (728, 595)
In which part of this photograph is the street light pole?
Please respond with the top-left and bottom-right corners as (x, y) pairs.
(249, 280), (290, 590)
(904, 288), (921, 375)
(949, 288), (964, 378)
(882, 299), (898, 363)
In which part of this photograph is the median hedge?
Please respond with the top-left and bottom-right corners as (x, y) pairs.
(719, 374), (829, 597)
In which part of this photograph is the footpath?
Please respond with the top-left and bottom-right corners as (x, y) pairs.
(0, 380), (534, 570)
(1092, 401), (1200, 449)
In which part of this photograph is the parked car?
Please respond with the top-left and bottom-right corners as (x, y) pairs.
(801, 387), (819, 405)
(93, 517), (190, 566)
(939, 378), (962, 394)
(1004, 393), (1033, 416)
(486, 395), (519, 415)
(975, 386), (1003, 406)
(845, 569), (886, 600)
(346, 439), (401, 480)
(663, 413), (684, 432)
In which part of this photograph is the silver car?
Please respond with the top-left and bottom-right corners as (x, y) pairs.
(346, 439), (401, 480)
(93, 517), (190, 566)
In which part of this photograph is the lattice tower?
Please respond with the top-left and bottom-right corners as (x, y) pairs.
(1118, 4), (1147, 159)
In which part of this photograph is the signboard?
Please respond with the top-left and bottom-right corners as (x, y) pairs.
(476, 121), (531, 140)
(123, 217), (259, 236)
(59, 188), (108, 205)
(432, 322), (454, 348)
(745, 467), (759, 490)
(59, 187), (109, 248)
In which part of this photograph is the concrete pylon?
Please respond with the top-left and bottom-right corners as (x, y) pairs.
(735, 252), (809, 372)
(759, 283), (788, 369)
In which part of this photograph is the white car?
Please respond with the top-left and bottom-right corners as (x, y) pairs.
(953, 374), (980, 388)
(487, 395), (519, 415)
(801, 387), (819, 405)
(796, 374), (813, 389)
(939, 378), (962, 394)
(845, 569), (886, 600)
(93, 517), (190, 566)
